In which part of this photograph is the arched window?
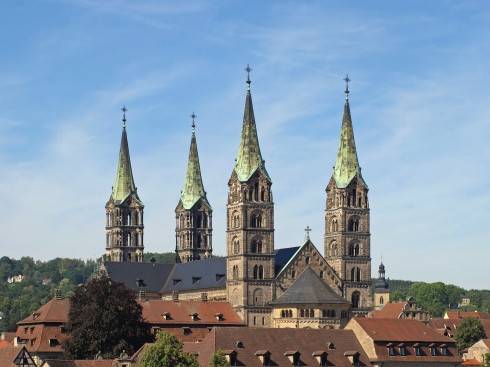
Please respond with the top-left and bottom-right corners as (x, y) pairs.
(197, 215), (202, 228)
(309, 309), (314, 318)
(331, 242), (338, 257)
(251, 238), (262, 253)
(291, 270), (296, 279)
(330, 218), (338, 232)
(258, 265), (264, 279)
(253, 288), (264, 306)
(253, 265), (264, 280)
(202, 214), (207, 228)
(127, 213), (131, 226)
(127, 233), (131, 246)
(352, 291), (360, 308)
(348, 243), (360, 256)
(348, 218), (359, 231)
(331, 310), (336, 318)
(260, 188), (265, 201)
(300, 309), (305, 317)
(233, 238), (240, 254)
(380, 296), (384, 305)
(281, 310), (285, 318)
(350, 267), (361, 282)
(319, 271), (324, 278)
(233, 265), (238, 279)
(254, 182), (259, 201)
(305, 257), (310, 265)
(251, 213), (263, 228)
(322, 309), (327, 318)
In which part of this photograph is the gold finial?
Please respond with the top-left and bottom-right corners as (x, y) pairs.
(190, 111), (196, 133)
(305, 225), (312, 241)
(245, 64), (252, 91)
(343, 74), (350, 101)
(121, 105), (128, 128)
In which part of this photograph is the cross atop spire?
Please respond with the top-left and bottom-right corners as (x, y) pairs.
(245, 64), (252, 91)
(343, 74), (350, 101)
(121, 105), (128, 128)
(305, 226), (312, 241)
(191, 111), (197, 133)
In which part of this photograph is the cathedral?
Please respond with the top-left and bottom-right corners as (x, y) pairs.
(102, 68), (376, 327)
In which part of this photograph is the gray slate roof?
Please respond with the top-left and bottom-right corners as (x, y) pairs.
(104, 248), (308, 295)
(103, 261), (174, 293)
(270, 266), (350, 305)
(162, 257), (227, 292)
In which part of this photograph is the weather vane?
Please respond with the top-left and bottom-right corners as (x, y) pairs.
(190, 111), (197, 132)
(245, 64), (252, 90)
(121, 105), (128, 127)
(343, 74), (350, 101)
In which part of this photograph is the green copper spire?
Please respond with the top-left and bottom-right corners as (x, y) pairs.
(111, 106), (140, 203)
(180, 113), (211, 210)
(333, 76), (366, 188)
(234, 65), (271, 182)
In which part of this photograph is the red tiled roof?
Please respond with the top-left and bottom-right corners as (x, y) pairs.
(0, 340), (12, 349)
(446, 311), (490, 320)
(139, 300), (244, 326)
(1, 332), (15, 343)
(184, 327), (371, 367)
(43, 361), (113, 367)
(429, 318), (490, 339)
(352, 318), (454, 342)
(0, 346), (28, 367)
(16, 324), (67, 353)
(17, 297), (70, 325)
(463, 358), (481, 365)
(371, 302), (404, 319)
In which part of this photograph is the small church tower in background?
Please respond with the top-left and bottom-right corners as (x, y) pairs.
(374, 261), (390, 310)
(226, 66), (275, 327)
(175, 114), (213, 263)
(105, 107), (144, 262)
(324, 76), (372, 315)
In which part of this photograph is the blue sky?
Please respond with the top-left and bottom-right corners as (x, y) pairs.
(0, 1), (489, 289)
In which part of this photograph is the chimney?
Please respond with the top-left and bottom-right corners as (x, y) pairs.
(172, 291), (179, 302)
(55, 289), (62, 300)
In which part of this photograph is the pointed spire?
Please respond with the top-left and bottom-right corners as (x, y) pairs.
(332, 75), (366, 188)
(180, 113), (211, 210)
(235, 65), (270, 182)
(111, 107), (140, 202)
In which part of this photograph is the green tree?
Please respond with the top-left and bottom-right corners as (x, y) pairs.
(390, 290), (406, 302)
(140, 331), (199, 367)
(63, 276), (150, 359)
(210, 350), (230, 367)
(454, 317), (487, 353)
(483, 352), (490, 367)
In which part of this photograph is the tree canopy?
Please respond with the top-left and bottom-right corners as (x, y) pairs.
(140, 331), (199, 367)
(454, 317), (487, 353)
(63, 275), (150, 359)
(210, 350), (230, 367)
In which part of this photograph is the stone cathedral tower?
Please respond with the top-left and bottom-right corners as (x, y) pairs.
(226, 67), (275, 327)
(324, 78), (372, 314)
(175, 114), (213, 263)
(105, 107), (144, 262)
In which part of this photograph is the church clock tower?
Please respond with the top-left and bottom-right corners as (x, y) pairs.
(324, 77), (372, 315)
(226, 66), (275, 327)
(175, 114), (213, 263)
(105, 107), (144, 262)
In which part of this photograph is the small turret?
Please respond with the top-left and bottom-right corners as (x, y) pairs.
(374, 260), (390, 310)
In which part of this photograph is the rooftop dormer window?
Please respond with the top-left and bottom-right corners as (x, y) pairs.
(190, 313), (199, 321)
(192, 277), (201, 284)
(215, 313), (224, 321)
(162, 312), (171, 320)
